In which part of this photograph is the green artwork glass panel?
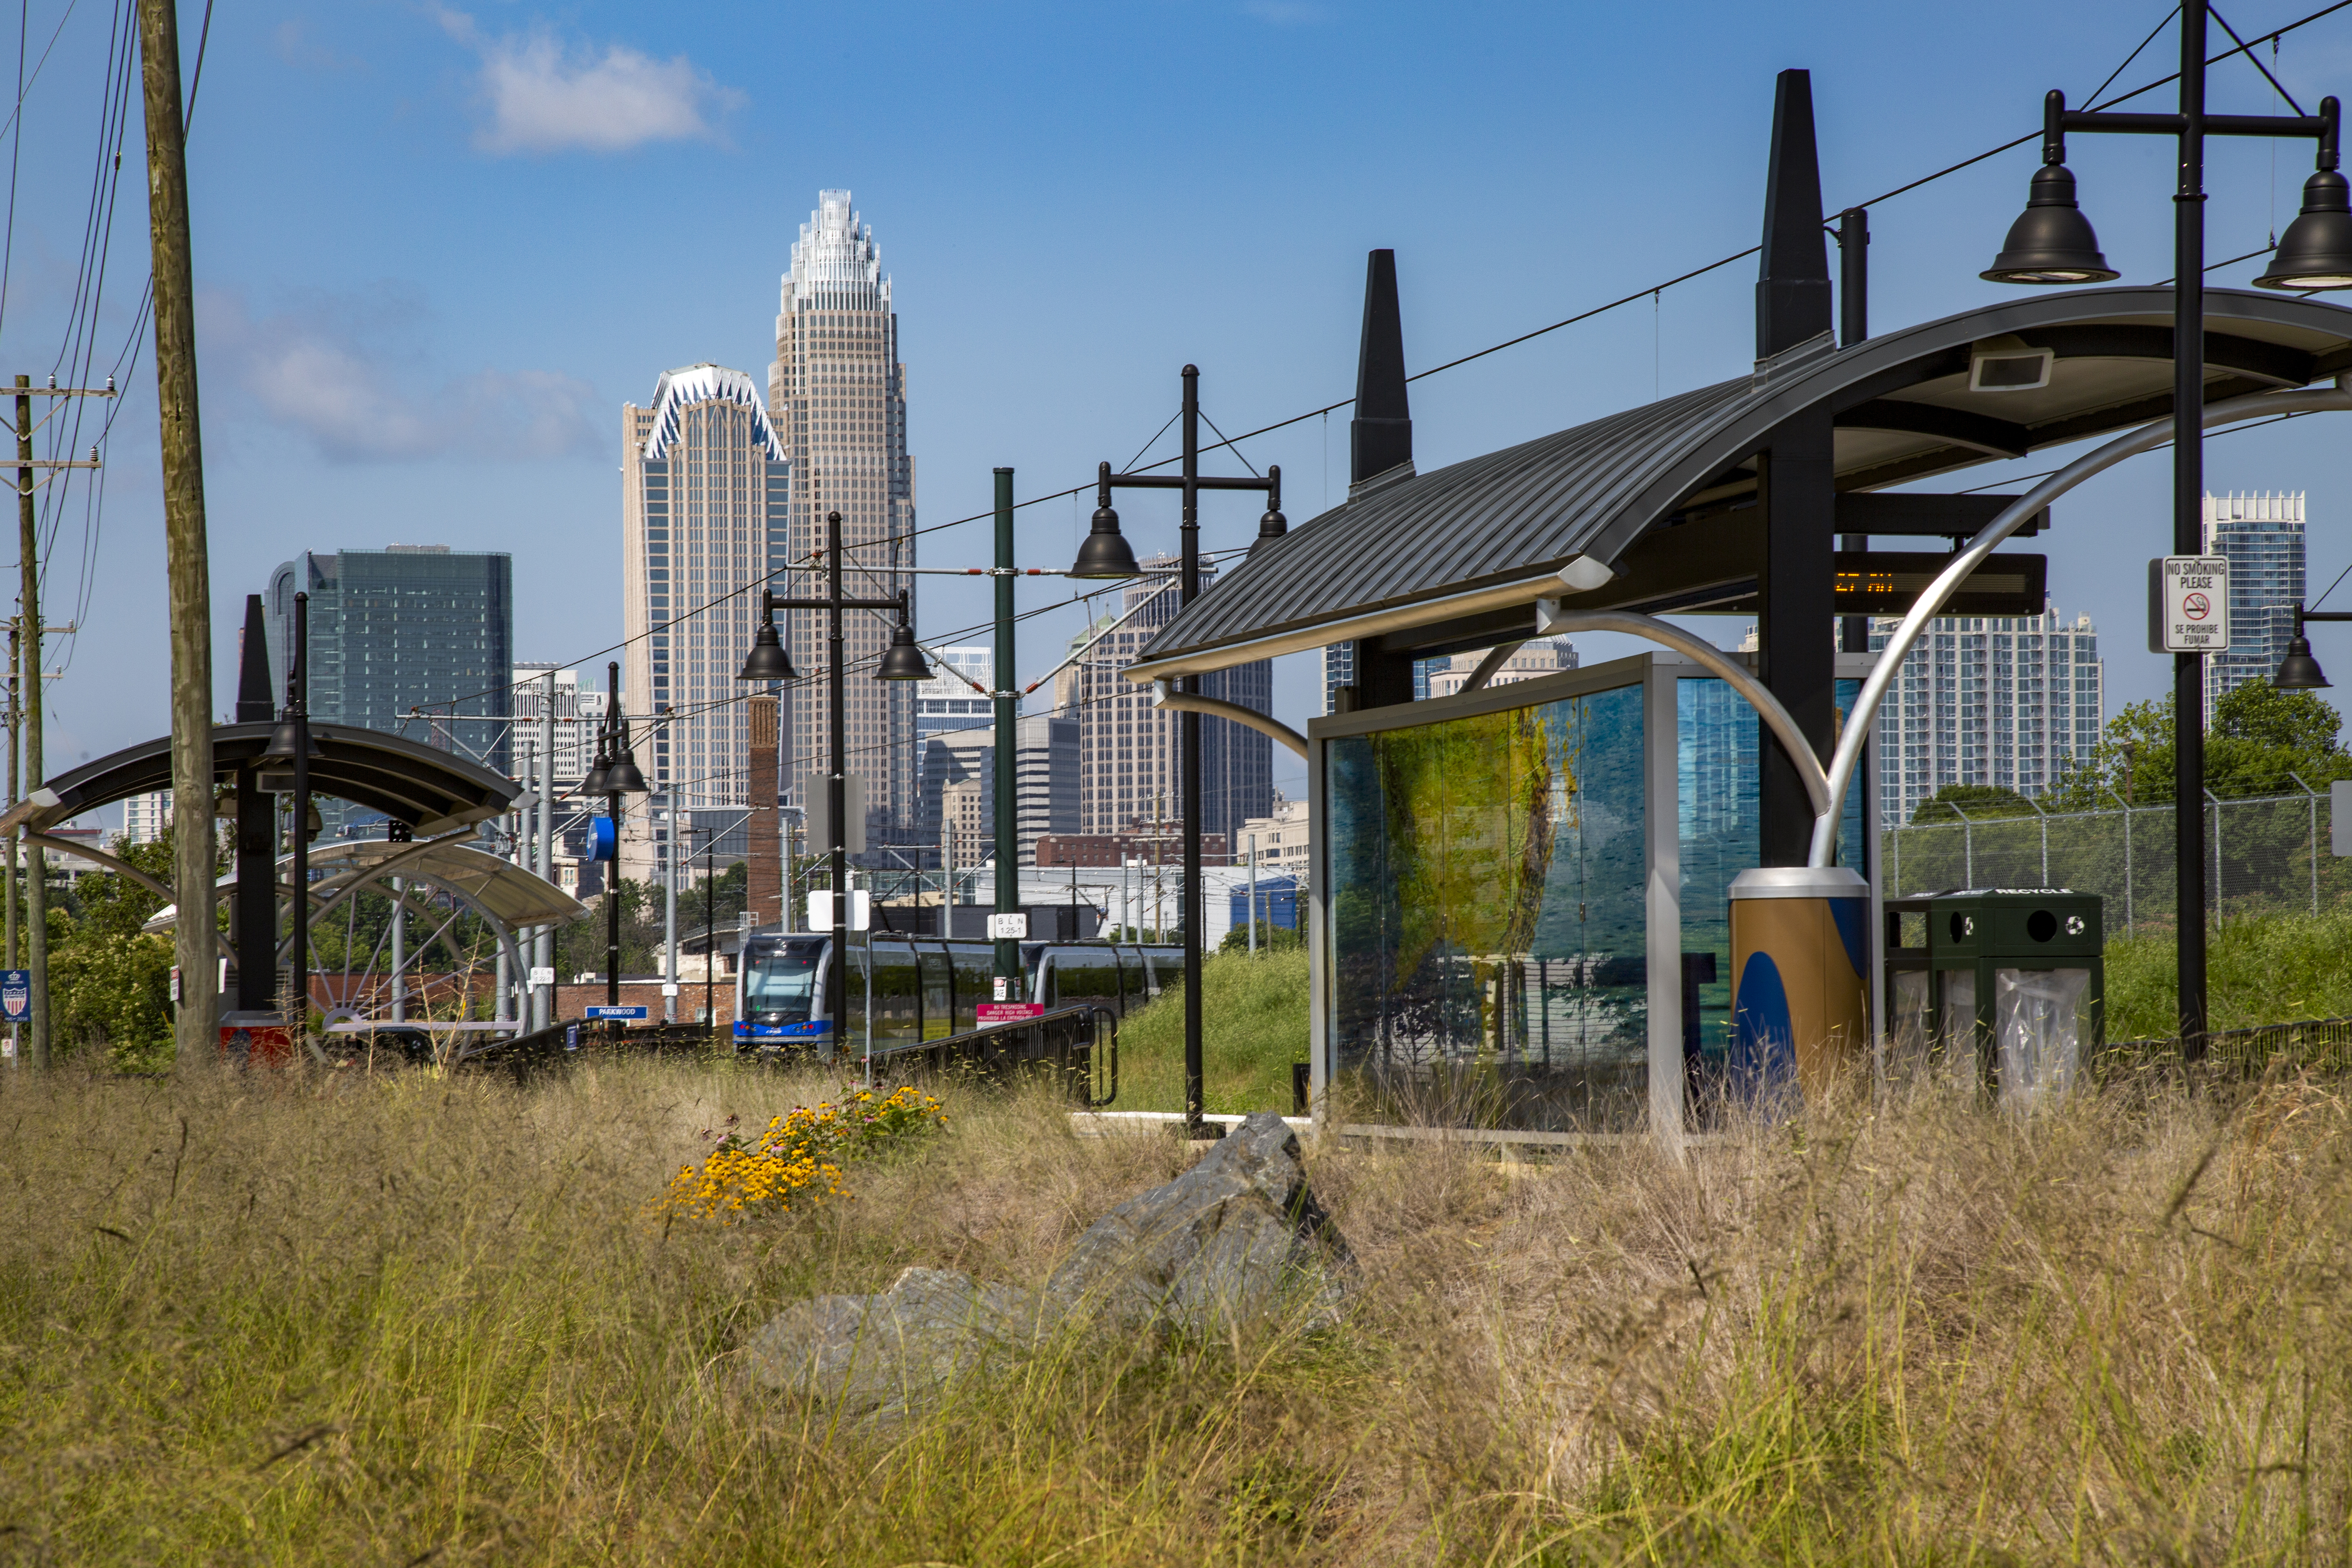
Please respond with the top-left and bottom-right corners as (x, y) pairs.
(1327, 682), (1645, 1131)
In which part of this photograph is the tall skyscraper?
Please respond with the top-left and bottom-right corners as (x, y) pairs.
(915, 647), (992, 744)
(621, 364), (790, 821)
(767, 190), (918, 851)
(917, 714), (1080, 866)
(1074, 555), (1272, 847)
(2204, 490), (2306, 722)
(512, 664), (608, 792)
(1870, 606), (2104, 826)
(265, 546), (512, 829)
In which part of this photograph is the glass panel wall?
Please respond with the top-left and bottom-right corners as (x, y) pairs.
(1327, 681), (1647, 1131)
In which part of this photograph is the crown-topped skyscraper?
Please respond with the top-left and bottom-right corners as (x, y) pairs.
(768, 190), (918, 850)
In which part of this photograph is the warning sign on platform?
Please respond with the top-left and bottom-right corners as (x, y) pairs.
(2149, 556), (2230, 654)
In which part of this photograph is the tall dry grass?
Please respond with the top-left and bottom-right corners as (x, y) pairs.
(1, 1056), (2347, 1564)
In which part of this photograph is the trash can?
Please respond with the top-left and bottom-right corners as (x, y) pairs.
(218, 1010), (294, 1068)
(1882, 889), (2102, 1107)
(1728, 866), (1869, 1102)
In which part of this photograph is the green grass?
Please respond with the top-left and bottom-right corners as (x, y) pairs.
(4, 1059), (2351, 1562)
(1109, 946), (1308, 1113)
(2106, 906), (2352, 1037)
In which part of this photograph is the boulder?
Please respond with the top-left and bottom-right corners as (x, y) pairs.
(742, 1265), (1030, 1420)
(1047, 1111), (1350, 1336)
(745, 1112), (1350, 1416)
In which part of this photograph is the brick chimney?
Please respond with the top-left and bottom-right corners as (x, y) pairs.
(746, 694), (781, 929)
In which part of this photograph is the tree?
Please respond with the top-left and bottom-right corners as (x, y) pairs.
(1219, 919), (1303, 954)
(2047, 681), (2352, 808)
(47, 834), (178, 1068)
(1910, 784), (2038, 825)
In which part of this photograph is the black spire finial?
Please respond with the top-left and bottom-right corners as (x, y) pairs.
(235, 593), (274, 723)
(1757, 69), (1832, 360)
(1350, 249), (1413, 492)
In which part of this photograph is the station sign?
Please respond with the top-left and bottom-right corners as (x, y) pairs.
(986, 912), (1030, 940)
(2149, 556), (2230, 654)
(585, 1005), (648, 1021)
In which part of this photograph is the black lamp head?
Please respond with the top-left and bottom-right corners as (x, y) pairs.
(258, 717), (320, 766)
(1071, 502), (1141, 579)
(2256, 169), (2352, 290)
(605, 746), (649, 794)
(738, 616), (796, 681)
(876, 621), (934, 681)
(580, 751), (611, 797)
(2275, 631), (2332, 690)
(1982, 164), (2119, 285)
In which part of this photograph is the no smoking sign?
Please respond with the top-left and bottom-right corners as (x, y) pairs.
(2149, 556), (2230, 654)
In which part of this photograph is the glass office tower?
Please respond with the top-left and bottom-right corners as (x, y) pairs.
(265, 546), (514, 832)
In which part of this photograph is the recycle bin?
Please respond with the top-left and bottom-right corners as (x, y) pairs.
(1882, 889), (2103, 1106)
(1728, 866), (1869, 1102)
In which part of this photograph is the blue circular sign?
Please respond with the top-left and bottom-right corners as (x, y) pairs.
(588, 817), (617, 862)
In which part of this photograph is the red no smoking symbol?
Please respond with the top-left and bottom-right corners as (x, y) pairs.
(2183, 591), (2211, 621)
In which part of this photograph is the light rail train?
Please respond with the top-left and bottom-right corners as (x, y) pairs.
(733, 933), (1184, 1050)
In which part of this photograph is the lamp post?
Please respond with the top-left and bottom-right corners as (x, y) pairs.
(593, 659), (649, 1008)
(737, 508), (931, 1052)
(1074, 365), (1284, 1134)
(1982, 0), (2352, 1061)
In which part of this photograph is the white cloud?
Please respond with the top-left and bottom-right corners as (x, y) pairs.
(200, 287), (602, 463)
(435, 9), (740, 155)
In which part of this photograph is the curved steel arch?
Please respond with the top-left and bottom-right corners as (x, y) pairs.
(8, 721), (517, 836)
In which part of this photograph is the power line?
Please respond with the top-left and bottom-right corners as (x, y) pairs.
(404, 2), (2352, 737)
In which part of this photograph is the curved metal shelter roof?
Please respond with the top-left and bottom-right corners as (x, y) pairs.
(9, 721), (519, 837)
(144, 835), (584, 933)
(1132, 286), (2352, 677)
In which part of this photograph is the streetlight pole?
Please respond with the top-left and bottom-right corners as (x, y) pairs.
(588, 659), (649, 1011)
(737, 508), (931, 1051)
(993, 468), (1018, 988)
(1983, 0), (2352, 1062)
(1073, 366), (1284, 1133)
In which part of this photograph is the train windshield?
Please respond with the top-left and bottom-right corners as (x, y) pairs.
(743, 939), (823, 1023)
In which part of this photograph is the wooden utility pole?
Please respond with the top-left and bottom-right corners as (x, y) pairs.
(5, 622), (16, 973)
(137, 0), (216, 1064)
(4, 620), (13, 1063)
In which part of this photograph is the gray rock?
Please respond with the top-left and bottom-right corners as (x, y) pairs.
(742, 1265), (1031, 1419)
(1047, 1111), (1350, 1337)
(744, 1113), (1349, 1415)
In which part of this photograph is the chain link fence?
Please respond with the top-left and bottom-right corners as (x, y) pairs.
(1882, 788), (2349, 929)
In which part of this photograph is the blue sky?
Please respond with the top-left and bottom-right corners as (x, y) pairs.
(11, 0), (2352, 815)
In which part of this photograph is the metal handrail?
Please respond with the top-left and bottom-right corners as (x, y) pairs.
(868, 1002), (1120, 1106)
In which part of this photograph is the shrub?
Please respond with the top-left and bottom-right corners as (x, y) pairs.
(656, 1083), (946, 1221)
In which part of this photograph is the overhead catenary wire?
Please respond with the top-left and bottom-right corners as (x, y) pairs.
(423, 2), (2352, 735)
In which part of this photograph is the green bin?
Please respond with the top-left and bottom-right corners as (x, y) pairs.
(1882, 888), (2103, 1106)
